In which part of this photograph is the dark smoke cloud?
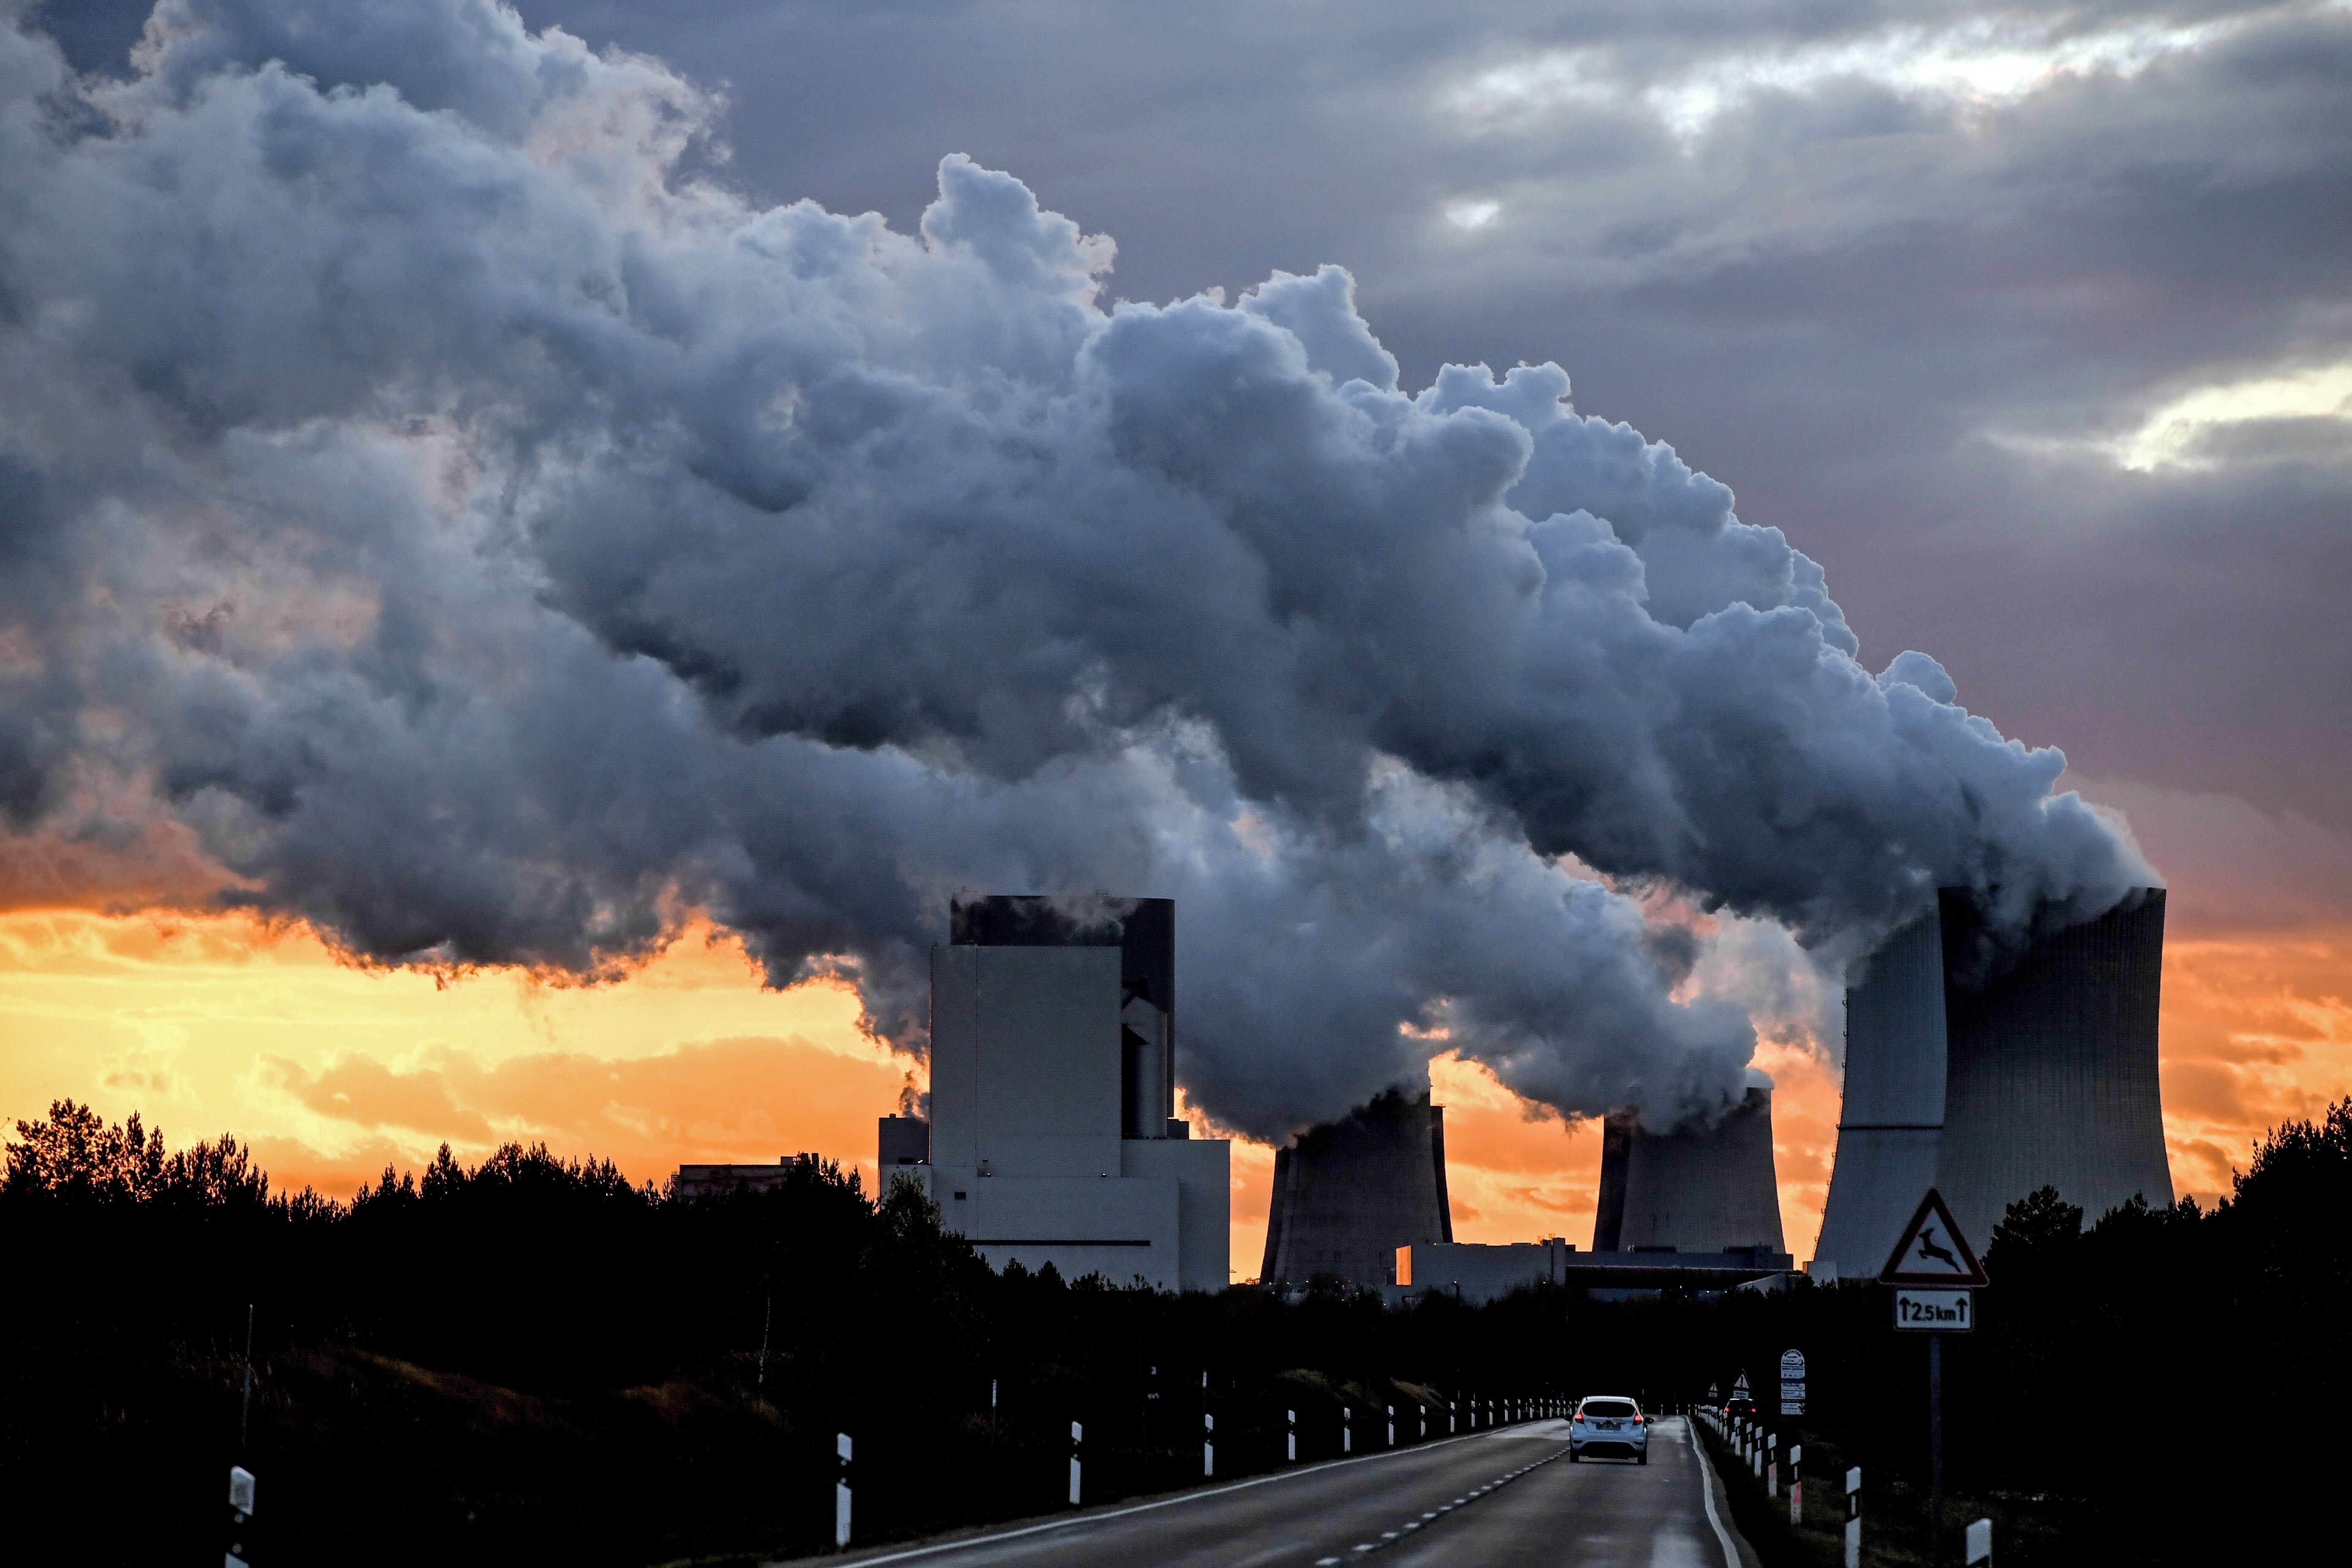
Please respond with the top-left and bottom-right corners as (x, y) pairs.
(0, 0), (2151, 1135)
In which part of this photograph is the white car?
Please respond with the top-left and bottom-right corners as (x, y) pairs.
(1568, 1395), (1649, 1463)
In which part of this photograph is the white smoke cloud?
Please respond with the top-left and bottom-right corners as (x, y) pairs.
(0, 0), (2152, 1137)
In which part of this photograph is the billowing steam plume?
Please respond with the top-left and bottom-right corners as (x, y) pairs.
(0, 0), (2152, 1136)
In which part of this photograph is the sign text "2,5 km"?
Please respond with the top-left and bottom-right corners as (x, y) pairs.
(1893, 1288), (1973, 1330)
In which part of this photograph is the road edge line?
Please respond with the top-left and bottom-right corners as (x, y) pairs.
(1688, 1416), (1742, 1568)
(792, 1421), (1568, 1567)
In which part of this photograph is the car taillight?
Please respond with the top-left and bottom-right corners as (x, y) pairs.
(1572, 1412), (1584, 1423)
(1633, 1413), (1644, 1424)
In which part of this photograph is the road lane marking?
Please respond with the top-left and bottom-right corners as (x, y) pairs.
(820, 1423), (1547, 1566)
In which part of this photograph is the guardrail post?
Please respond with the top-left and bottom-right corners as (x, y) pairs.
(834, 1435), (852, 1548)
(1070, 1422), (1083, 1507)
(1965, 1516), (1992, 1565)
(1844, 1467), (1862, 1568)
(226, 1466), (256, 1568)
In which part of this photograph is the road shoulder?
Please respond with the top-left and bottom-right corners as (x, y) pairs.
(1686, 1418), (1767, 1568)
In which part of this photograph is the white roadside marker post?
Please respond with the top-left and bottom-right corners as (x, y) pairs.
(1204, 1410), (1214, 1478)
(1789, 1444), (1803, 1527)
(1069, 1422), (1083, 1507)
(1844, 1467), (1862, 1568)
(1387, 1405), (1395, 1446)
(1343, 1407), (1352, 1454)
(834, 1434), (852, 1549)
(226, 1465), (256, 1568)
(1767, 1432), (1777, 1496)
(1965, 1516), (1992, 1565)
(1287, 1408), (1297, 1463)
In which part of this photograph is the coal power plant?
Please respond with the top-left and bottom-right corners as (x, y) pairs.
(886, 895), (1232, 1293)
(1258, 1089), (1453, 1288)
(1592, 1076), (1786, 1256)
(1812, 886), (2172, 1277)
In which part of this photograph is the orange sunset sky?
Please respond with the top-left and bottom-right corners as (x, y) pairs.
(5, 773), (2348, 1276)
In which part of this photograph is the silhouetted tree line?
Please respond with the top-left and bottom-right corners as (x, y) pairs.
(6, 1098), (2347, 1566)
(1651, 1101), (2352, 1565)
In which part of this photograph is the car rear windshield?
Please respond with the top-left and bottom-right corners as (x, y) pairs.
(1583, 1400), (1638, 1418)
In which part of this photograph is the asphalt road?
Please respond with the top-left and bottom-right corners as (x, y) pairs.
(814, 1416), (1757, 1568)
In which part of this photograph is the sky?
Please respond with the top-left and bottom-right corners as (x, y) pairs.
(4, 0), (2349, 1274)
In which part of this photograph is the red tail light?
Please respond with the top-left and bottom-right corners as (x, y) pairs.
(1572, 1411), (1584, 1423)
(1633, 1413), (1644, 1424)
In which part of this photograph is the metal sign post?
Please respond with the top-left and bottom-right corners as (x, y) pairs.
(1881, 1190), (1990, 1568)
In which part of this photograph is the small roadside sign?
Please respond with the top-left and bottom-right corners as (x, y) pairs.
(1894, 1288), (1974, 1331)
(1878, 1189), (1989, 1287)
(1779, 1348), (1807, 1415)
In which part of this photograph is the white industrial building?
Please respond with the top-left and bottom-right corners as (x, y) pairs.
(897, 896), (1231, 1294)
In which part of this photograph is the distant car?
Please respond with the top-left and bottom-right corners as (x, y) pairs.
(1569, 1396), (1649, 1464)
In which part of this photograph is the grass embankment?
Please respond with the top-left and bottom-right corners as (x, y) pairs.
(1693, 1417), (2110, 1568)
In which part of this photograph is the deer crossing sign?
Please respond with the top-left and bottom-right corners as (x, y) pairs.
(1879, 1189), (1987, 1331)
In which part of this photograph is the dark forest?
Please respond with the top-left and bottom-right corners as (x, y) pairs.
(5, 1099), (2345, 1565)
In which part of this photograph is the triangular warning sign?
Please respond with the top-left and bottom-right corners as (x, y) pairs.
(1878, 1189), (1989, 1287)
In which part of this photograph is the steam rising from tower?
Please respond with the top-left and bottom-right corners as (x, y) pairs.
(0, 1), (2156, 1143)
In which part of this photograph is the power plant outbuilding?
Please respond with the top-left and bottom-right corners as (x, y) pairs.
(1259, 1089), (1452, 1288)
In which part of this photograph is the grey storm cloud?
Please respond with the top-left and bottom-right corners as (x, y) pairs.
(0, 0), (2154, 1136)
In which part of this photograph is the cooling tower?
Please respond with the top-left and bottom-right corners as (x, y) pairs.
(1934, 886), (2171, 1247)
(1591, 1079), (1785, 1254)
(1810, 912), (1949, 1277)
(1259, 1088), (1452, 1288)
